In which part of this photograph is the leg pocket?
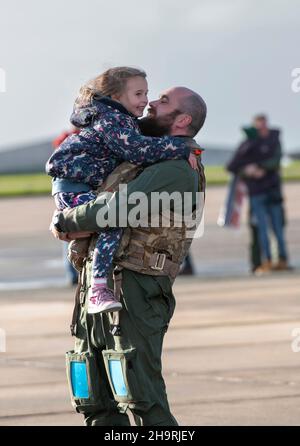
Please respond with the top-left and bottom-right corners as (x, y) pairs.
(153, 276), (176, 323)
(66, 350), (108, 414)
(102, 348), (150, 407)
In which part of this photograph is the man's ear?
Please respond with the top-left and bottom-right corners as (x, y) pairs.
(175, 113), (192, 129)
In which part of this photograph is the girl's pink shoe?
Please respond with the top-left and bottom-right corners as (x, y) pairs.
(87, 286), (122, 314)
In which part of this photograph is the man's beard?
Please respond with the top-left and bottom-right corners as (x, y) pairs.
(138, 110), (180, 137)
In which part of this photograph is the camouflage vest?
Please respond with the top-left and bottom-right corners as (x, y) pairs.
(93, 160), (206, 283)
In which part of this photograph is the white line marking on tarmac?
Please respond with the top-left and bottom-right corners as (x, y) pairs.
(0, 277), (69, 291)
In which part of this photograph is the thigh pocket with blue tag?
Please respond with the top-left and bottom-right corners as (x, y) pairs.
(102, 348), (145, 404)
(66, 350), (106, 413)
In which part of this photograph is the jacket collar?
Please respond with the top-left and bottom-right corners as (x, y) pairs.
(93, 95), (136, 119)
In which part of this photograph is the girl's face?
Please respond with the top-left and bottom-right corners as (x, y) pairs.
(114, 76), (148, 117)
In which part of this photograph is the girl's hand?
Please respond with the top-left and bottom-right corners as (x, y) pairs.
(188, 152), (199, 170)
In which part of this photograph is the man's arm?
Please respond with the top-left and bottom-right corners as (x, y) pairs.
(257, 143), (282, 171)
(239, 142), (282, 179)
(226, 141), (253, 174)
(55, 160), (197, 233)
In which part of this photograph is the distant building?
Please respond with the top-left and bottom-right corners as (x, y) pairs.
(0, 140), (53, 174)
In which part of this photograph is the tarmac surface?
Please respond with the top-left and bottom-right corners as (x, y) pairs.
(0, 183), (299, 426)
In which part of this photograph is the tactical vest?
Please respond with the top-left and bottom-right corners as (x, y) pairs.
(70, 160), (205, 335)
(92, 160), (206, 283)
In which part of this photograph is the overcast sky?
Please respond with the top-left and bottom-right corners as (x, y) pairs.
(0, 0), (299, 152)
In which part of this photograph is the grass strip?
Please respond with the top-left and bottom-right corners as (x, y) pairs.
(0, 162), (299, 197)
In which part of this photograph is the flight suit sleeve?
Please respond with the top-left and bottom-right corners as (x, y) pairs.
(55, 161), (196, 233)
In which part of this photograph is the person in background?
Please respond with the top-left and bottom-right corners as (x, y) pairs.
(180, 252), (195, 275)
(52, 126), (80, 285)
(227, 114), (290, 274)
(52, 126), (80, 149)
(248, 199), (287, 272)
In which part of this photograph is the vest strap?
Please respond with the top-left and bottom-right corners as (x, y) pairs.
(110, 266), (123, 332)
(123, 252), (179, 279)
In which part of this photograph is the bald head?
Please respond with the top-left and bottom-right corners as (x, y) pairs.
(146, 86), (207, 138)
(173, 87), (207, 137)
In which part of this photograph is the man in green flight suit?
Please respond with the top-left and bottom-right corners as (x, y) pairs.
(51, 86), (207, 426)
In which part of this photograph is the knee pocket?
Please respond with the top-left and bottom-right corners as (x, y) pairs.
(102, 348), (151, 408)
(66, 350), (110, 414)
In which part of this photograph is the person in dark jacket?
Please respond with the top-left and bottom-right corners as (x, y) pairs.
(227, 115), (289, 273)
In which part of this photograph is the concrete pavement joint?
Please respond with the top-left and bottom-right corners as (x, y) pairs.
(172, 393), (300, 407)
(164, 339), (293, 352)
(168, 318), (300, 331)
(0, 410), (75, 421)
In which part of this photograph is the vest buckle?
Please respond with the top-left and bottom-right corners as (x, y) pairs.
(151, 253), (166, 271)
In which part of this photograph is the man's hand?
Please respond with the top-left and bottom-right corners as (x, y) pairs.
(188, 152), (199, 170)
(243, 164), (266, 178)
(252, 167), (266, 179)
(49, 210), (93, 241)
(182, 137), (202, 170)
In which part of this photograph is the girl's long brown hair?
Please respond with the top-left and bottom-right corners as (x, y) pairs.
(75, 66), (147, 109)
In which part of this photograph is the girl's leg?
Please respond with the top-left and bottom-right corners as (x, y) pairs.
(54, 193), (75, 211)
(55, 191), (123, 312)
(54, 191), (97, 210)
(93, 229), (123, 281)
(88, 229), (123, 314)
